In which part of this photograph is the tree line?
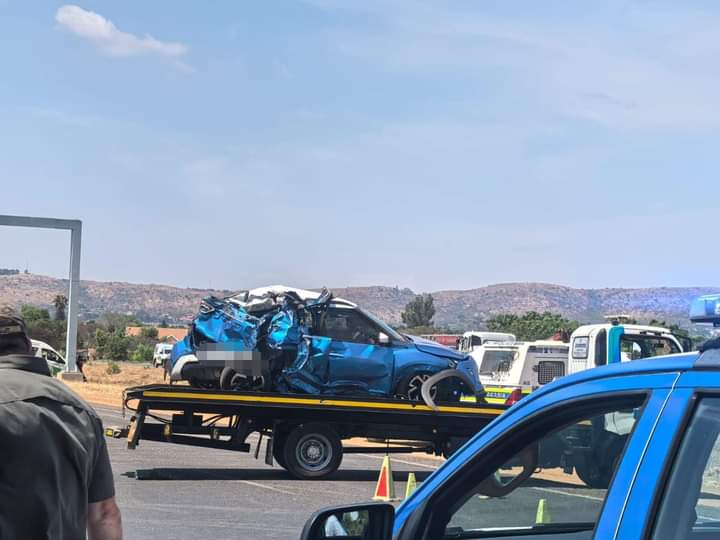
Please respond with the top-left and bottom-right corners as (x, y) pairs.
(21, 295), (167, 362)
(399, 294), (706, 343)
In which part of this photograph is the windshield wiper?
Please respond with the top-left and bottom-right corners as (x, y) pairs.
(445, 522), (594, 539)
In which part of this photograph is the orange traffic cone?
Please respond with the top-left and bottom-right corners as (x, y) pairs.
(373, 455), (400, 501)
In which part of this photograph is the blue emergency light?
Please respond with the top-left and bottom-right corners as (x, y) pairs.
(690, 295), (720, 326)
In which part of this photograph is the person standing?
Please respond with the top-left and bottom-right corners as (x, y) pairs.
(0, 305), (122, 539)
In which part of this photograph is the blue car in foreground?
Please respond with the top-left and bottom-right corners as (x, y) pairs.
(301, 339), (720, 539)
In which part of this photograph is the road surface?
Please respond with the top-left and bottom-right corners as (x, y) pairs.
(95, 405), (607, 540)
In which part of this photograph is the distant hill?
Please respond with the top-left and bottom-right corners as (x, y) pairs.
(0, 273), (717, 330)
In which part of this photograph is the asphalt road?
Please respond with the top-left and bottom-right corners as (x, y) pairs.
(95, 405), (606, 540)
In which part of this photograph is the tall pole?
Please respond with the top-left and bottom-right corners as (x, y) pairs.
(66, 223), (82, 372)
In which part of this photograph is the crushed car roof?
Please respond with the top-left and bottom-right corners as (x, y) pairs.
(229, 285), (356, 307)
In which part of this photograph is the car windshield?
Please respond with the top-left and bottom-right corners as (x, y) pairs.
(479, 350), (517, 375)
(358, 307), (405, 342)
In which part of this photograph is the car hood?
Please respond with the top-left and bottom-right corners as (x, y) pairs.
(405, 335), (469, 362)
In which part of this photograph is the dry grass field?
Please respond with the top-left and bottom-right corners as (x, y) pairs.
(62, 361), (167, 408)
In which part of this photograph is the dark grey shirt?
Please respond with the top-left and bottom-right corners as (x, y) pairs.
(0, 354), (115, 539)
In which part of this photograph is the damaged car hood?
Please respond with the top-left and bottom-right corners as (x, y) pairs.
(406, 335), (469, 362)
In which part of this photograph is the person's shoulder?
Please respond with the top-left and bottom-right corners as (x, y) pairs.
(45, 377), (101, 418)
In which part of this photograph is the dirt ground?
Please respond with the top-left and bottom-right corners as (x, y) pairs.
(62, 361), (167, 408)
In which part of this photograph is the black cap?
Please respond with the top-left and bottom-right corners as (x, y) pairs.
(0, 304), (27, 338)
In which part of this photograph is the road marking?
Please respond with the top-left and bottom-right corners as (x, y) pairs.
(531, 486), (604, 502)
(238, 479), (296, 495)
(357, 453), (437, 470)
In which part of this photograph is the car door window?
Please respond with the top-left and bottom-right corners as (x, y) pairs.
(41, 349), (65, 364)
(321, 308), (380, 345)
(432, 396), (645, 539)
(651, 397), (720, 539)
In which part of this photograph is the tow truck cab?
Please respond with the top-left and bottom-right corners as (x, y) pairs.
(568, 317), (687, 375)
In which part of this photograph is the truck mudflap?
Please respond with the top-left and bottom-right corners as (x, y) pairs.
(420, 369), (479, 411)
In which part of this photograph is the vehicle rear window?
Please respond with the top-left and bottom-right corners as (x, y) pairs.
(479, 350), (516, 375)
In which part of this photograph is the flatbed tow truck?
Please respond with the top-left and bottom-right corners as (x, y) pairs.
(109, 384), (507, 480)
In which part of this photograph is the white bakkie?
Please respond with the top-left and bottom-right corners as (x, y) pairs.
(468, 340), (569, 404)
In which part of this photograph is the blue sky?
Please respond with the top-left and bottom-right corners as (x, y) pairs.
(1, 1), (719, 292)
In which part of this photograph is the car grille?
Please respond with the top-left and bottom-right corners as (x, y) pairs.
(537, 361), (565, 385)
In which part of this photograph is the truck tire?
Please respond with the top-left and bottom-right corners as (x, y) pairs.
(283, 423), (343, 479)
(272, 432), (288, 470)
(575, 437), (625, 489)
(219, 367), (235, 390)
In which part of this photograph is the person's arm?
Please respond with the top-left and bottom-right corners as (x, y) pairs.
(88, 417), (121, 539)
(88, 497), (122, 540)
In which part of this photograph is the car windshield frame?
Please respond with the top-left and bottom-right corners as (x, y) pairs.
(355, 306), (406, 342)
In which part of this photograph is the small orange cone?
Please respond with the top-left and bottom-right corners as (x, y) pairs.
(373, 455), (400, 501)
(404, 472), (417, 499)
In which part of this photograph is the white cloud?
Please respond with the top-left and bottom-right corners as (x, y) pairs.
(316, 2), (720, 133)
(55, 5), (187, 58)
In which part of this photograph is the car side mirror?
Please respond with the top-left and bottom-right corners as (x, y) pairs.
(378, 332), (390, 345)
(300, 503), (394, 540)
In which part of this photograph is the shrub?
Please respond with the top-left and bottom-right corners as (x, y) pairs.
(129, 344), (154, 363)
(106, 362), (121, 375)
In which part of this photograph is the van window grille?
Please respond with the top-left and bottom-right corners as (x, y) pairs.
(537, 361), (565, 385)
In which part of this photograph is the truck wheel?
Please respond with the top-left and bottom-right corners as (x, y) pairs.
(283, 424), (343, 479)
(272, 432), (288, 470)
(574, 453), (617, 489)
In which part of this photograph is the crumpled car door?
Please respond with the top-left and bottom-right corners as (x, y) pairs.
(320, 307), (394, 396)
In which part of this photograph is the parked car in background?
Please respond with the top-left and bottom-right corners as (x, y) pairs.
(170, 285), (484, 401)
(31, 339), (65, 376)
(153, 342), (173, 368)
(457, 331), (517, 355)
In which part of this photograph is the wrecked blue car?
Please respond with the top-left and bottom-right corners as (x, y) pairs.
(169, 286), (484, 401)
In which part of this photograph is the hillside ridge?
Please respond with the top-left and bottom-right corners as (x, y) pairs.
(1, 273), (717, 329)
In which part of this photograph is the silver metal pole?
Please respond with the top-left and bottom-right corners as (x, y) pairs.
(65, 223), (82, 372)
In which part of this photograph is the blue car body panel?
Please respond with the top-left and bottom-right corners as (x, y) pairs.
(393, 351), (705, 537)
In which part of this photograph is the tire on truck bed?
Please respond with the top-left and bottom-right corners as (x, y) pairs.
(282, 423), (343, 479)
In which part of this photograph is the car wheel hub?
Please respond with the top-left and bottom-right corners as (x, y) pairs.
(408, 374), (437, 400)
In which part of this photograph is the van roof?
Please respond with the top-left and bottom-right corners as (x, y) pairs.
(572, 323), (674, 335)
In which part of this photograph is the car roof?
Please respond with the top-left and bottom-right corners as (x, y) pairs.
(513, 352), (700, 412)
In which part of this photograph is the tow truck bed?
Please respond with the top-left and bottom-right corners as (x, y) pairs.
(115, 384), (506, 479)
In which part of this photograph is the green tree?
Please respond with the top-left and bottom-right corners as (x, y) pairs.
(159, 318), (169, 328)
(140, 326), (159, 340)
(21, 304), (50, 322)
(100, 313), (140, 333)
(401, 294), (436, 328)
(53, 294), (68, 321)
(94, 328), (132, 361)
(129, 343), (154, 363)
(486, 311), (579, 341)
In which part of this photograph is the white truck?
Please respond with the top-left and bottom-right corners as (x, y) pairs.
(457, 331), (516, 353)
(31, 339), (66, 376)
(462, 317), (690, 405)
(467, 340), (569, 404)
(153, 343), (173, 368)
(568, 316), (688, 375)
